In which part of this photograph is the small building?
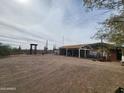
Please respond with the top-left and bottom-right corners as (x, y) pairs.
(59, 44), (92, 58)
(59, 43), (123, 61)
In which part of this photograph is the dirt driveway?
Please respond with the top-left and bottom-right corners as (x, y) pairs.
(0, 54), (124, 93)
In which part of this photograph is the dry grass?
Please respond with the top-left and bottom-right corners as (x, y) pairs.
(0, 54), (124, 93)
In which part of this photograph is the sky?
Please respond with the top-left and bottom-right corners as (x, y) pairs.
(0, 0), (113, 49)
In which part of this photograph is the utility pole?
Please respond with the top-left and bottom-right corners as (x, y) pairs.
(101, 35), (104, 59)
(113, 17), (124, 63)
(100, 34), (107, 60)
(63, 36), (64, 45)
(18, 45), (21, 54)
(44, 40), (48, 54)
(46, 40), (48, 49)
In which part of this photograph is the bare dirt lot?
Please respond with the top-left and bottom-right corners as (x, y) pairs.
(0, 54), (124, 93)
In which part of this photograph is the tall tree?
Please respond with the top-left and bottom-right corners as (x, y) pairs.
(83, 0), (124, 10)
(83, 0), (124, 45)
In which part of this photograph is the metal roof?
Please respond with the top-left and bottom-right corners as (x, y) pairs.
(60, 44), (89, 49)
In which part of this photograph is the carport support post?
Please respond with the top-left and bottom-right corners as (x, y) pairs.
(66, 48), (68, 56)
(72, 50), (74, 56)
(121, 48), (124, 65)
(30, 44), (38, 55)
(79, 49), (80, 58)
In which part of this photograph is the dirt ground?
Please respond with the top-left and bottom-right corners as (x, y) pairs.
(0, 54), (124, 93)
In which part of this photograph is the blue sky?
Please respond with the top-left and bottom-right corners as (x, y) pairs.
(0, 0), (113, 49)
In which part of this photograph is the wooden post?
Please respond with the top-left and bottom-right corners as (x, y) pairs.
(121, 49), (124, 65)
(30, 44), (38, 55)
(122, 48), (124, 61)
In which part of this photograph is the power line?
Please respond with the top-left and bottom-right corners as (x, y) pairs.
(0, 35), (57, 46)
(0, 38), (27, 44)
(0, 21), (63, 44)
(0, 34), (44, 43)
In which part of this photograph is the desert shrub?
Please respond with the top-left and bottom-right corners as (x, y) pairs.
(0, 43), (12, 57)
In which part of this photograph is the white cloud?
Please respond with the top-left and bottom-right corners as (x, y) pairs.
(0, 0), (111, 49)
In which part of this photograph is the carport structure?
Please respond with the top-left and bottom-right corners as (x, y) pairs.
(59, 44), (92, 58)
(30, 44), (38, 55)
(59, 43), (124, 62)
(122, 46), (124, 62)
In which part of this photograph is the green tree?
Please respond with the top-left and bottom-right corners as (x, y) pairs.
(83, 0), (124, 45)
(0, 43), (20, 57)
(83, 0), (124, 10)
